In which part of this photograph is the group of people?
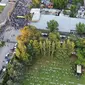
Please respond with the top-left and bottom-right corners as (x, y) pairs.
(10, 0), (32, 29)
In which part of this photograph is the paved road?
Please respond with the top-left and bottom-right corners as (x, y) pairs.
(0, 0), (32, 71)
(0, 26), (20, 41)
(0, 43), (15, 70)
(0, 26), (20, 70)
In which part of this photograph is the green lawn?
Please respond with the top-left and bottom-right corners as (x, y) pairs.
(22, 57), (85, 85)
(0, 6), (5, 13)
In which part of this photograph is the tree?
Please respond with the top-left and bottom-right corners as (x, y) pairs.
(72, 0), (84, 5)
(66, 39), (75, 55)
(32, 0), (40, 7)
(39, 41), (43, 55)
(47, 20), (59, 32)
(75, 38), (85, 66)
(32, 40), (40, 56)
(76, 22), (85, 36)
(48, 32), (60, 41)
(17, 25), (41, 43)
(70, 5), (77, 17)
(51, 41), (55, 57)
(43, 41), (46, 56)
(48, 40), (51, 56)
(52, 0), (68, 9)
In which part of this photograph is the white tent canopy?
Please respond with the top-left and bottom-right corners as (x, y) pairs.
(77, 65), (82, 74)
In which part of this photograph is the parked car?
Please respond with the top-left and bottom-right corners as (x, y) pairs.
(5, 53), (9, 57)
(14, 43), (17, 47)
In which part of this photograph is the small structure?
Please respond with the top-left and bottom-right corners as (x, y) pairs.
(30, 8), (41, 22)
(76, 65), (82, 74)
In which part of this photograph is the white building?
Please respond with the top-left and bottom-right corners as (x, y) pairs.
(30, 14), (85, 33)
(30, 8), (41, 22)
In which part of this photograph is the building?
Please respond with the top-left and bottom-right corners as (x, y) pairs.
(30, 14), (85, 33)
(30, 8), (41, 22)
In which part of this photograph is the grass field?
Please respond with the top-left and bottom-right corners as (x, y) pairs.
(22, 57), (85, 85)
(0, 6), (5, 13)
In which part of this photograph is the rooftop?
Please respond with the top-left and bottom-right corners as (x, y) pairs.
(30, 8), (41, 22)
(30, 14), (85, 32)
(0, 0), (9, 4)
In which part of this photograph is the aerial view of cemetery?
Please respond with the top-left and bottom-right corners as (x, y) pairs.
(0, 0), (85, 85)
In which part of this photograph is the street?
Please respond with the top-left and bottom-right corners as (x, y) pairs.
(0, 25), (20, 70)
(0, 0), (32, 71)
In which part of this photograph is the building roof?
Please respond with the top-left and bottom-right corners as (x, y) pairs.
(0, 0), (9, 4)
(32, 12), (40, 22)
(30, 14), (85, 32)
(0, 2), (15, 26)
(30, 8), (40, 14)
(77, 65), (82, 74)
(30, 8), (41, 22)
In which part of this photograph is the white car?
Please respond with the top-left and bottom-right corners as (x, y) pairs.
(14, 43), (17, 47)
(5, 53), (9, 57)
(2, 68), (6, 72)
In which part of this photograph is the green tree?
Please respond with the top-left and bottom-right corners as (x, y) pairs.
(48, 40), (51, 56)
(33, 40), (40, 56)
(66, 39), (75, 55)
(76, 22), (85, 36)
(75, 38), (85, 66)
(39, 41), (43, 55)
(52, 0), (68, 9)
(70, 5), (77, 17)
(72, 0), (84, 5)
(47, 20), (59, 32)
(49, 32), (60, 41)
(32, 0), (40, 7)
(51, 41), (55, 57)
(43, 41), (46, 56)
